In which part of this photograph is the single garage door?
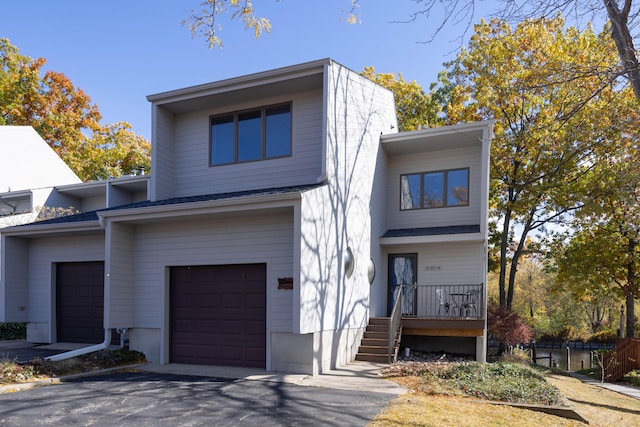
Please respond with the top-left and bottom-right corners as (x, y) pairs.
(170, 264), (266, 368)
(56, 261), (105, 343)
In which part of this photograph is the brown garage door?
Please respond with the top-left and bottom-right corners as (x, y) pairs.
(56, 261), (105, 343)
(170, 264), (266, 368)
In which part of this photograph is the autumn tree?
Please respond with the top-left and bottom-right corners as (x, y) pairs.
(360, 66), (449, 131)
(554, 128), (640, 337)
(442, 17), (628, 309)
(0, 38), (150, 181)
(398, 0), (640, 108)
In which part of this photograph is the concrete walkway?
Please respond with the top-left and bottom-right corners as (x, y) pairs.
(140, 361), (408, 395)
(570, 372), (640, 400)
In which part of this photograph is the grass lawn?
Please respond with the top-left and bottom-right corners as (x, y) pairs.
(370, 361), (640, 427)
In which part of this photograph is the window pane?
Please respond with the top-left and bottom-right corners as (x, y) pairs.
(211, 115), (234, 165)
(447, 169), (469, 206)
(237, 110), (262, 162)
(400, 174), (421, 209)
(265, 105), (291, 158)
(423, 172), (444, 208)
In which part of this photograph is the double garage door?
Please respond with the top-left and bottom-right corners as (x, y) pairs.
(170, 264), (267, 368)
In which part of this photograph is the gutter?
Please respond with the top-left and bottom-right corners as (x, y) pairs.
(44, 329), (112, 362)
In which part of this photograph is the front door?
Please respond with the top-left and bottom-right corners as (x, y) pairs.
(388, 254), (417, 316)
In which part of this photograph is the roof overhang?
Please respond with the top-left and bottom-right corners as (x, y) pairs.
(99, 191), (303, 225)
(380, 233), (485, 245)
(55, 175), (150, 198)
(381, 120), (494, 156)
(147, 59), (330, 115)
(380, 225), (485, 245)
(1, 219), (102, 238)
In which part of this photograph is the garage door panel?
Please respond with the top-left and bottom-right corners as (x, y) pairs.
(56, 261), (105, 344)
(170, 264), (266, 368)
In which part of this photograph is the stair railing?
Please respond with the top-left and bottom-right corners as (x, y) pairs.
(388, 286), (403, 363)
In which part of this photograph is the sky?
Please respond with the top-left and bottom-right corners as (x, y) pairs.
(1, 1), (502, 140)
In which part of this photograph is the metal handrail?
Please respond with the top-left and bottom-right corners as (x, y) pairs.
(388, 287), (403, 363)
(393, 283), (484, 319)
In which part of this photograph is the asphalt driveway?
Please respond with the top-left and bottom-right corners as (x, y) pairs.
(0, 371), (394, 426)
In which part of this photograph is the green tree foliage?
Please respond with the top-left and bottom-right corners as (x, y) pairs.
(360, 66), (448, 131)
(555, 137), (640, 337)
(443, 17), (629, 310)
(0, 38), (150, 181)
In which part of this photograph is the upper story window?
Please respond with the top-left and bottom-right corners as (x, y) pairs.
(400, 168), (469, 210)
(210, 103), (292, 166)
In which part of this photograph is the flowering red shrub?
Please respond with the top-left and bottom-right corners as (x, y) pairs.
(487, 304), (533, 346)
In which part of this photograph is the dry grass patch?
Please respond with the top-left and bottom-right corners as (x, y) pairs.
(545, 373), (640, 427)
(372, 360), (640, 426)
(370, 394), (583, 427)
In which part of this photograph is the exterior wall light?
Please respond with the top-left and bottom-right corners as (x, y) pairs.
(367, 258), (375, 284)
(344, 247), (355, 278)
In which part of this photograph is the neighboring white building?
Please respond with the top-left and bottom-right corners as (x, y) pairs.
(1, 59), (491, 374)
(0, 126), (82, 222)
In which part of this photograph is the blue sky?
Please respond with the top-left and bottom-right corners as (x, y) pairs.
(1, 1), (498, 140)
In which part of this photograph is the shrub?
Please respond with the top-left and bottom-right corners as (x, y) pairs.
(0, 323), (26, 340)
(487, 304), (533, 347)
(438, 362), (562, 405)
(623, 370), (640, 387)
(0, 358), (41, 384)
(587, 329), (618, 344)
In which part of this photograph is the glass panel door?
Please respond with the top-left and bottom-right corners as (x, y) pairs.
(388, 254), (417, 316)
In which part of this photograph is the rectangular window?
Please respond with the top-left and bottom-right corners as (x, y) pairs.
(400, 168), (469, 210)
(237, 110), (262, 162)
(210, 103), (291, 166)
(400, 174), (421, 209)
(211, 115), (235, 165)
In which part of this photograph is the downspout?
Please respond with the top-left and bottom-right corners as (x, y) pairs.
(44, 329), (112, 362)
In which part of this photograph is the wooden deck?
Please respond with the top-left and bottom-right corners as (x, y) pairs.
(401, 317), (485, 337)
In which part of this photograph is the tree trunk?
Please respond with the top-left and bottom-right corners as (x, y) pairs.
(626, 238), (637, 338)
(506, 214), (534, 309)
(604, 0), (640, 106)
(498, 206), (512, 307)
(626, 290), (635, 338)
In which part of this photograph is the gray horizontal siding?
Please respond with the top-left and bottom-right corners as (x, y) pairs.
(131, 210), (294, 332)
(107, 223), (134, 328)
(28, 234), (105, 324)
(168, 90), (323, 198)
(151, 105), (175, 201)
(384, 241), (485, 286)
(386, 146), (482, 230)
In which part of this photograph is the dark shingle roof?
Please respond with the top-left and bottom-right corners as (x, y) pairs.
(22, 183), (323, 227)
(382, 225), (481, 238)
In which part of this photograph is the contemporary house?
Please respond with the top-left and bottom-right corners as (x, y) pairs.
(0, 59), (491, 375)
